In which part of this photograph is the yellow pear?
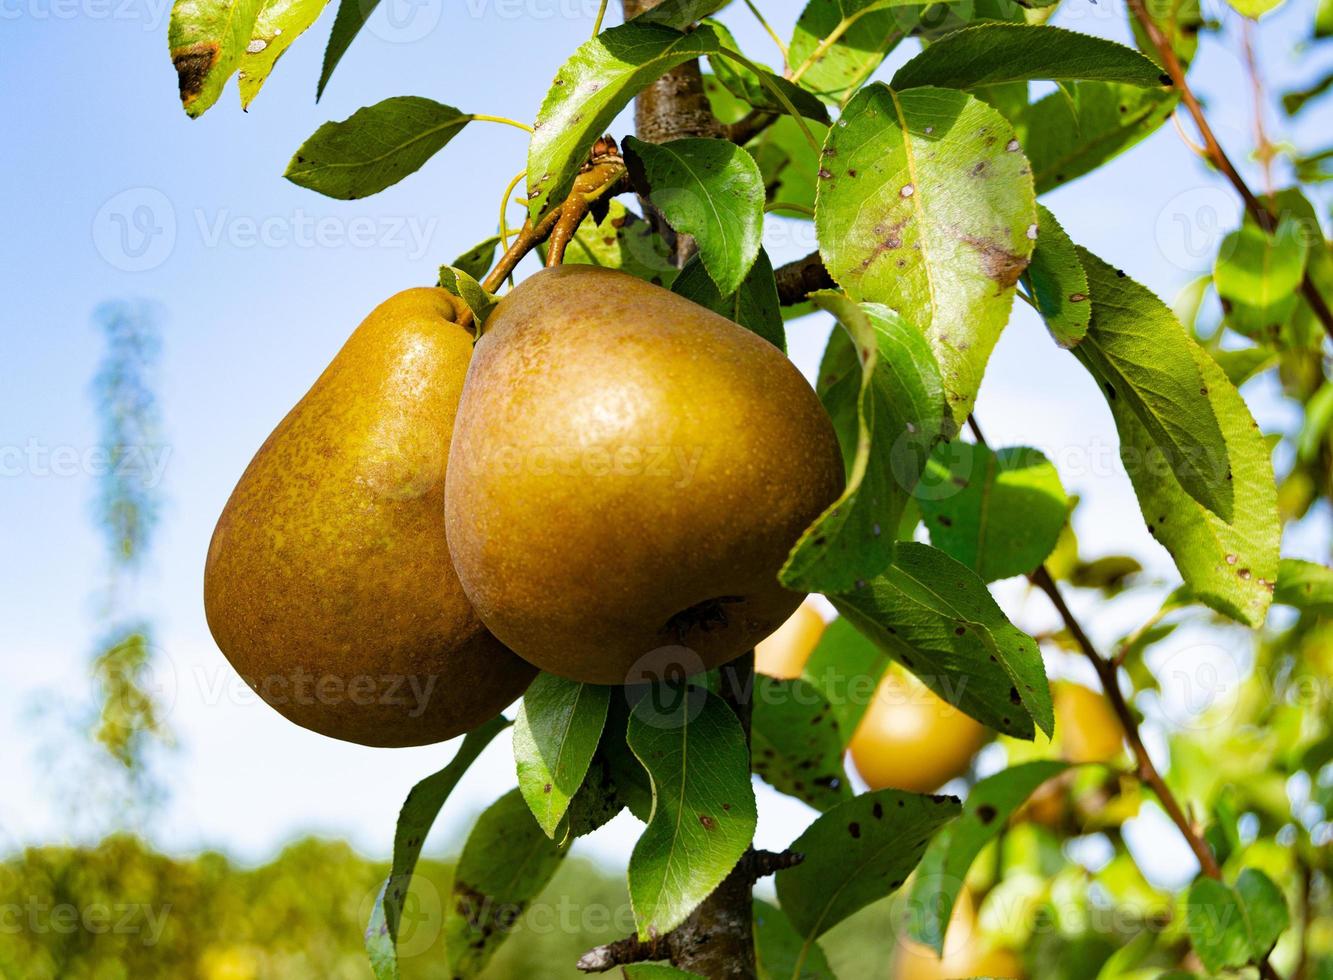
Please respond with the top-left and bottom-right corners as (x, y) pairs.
(445, 266), (845, 685)
(205, 288), (536, 747)
(893, 889), (1024, 979)
(849, 670), (989, 793)
(1053, 681), (1124, 763)
(756, 602), (828, 679)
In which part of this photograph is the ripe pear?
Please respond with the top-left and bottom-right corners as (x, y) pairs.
(849, 670), (989, 793)
(205, 288), (536, 747)
(755, 602), (828, 680)
(445, 265), (845, 685)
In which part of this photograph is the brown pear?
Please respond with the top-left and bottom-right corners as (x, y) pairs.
(444, 265), (845, 685)
(205, 288), (535, 746)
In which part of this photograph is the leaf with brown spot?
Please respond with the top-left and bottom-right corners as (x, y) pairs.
(907, 760), (1068, 954)
(816, 84), (1037, 430)
(776, 788), (961, 944)
(626, 684), (756, 939)
(365, 717), (509, 980)
(238, 0), (332, 109)
(443, 789), (567, 978)
(168, 0), (264, 117)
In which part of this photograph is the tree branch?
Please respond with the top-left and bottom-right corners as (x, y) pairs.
(1125, 0), (1333, 341)
(722, 108), (778, 146)
(968, 415), (1284, 980)
(774, 250), (834, 305)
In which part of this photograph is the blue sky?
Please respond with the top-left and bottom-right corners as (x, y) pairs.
(1, 0), (1330, 882)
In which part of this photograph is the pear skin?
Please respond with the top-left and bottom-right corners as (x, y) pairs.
(445, 266), (845, 685)
(205, 288), (535, 747)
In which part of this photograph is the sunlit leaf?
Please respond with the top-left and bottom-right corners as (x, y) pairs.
(513, 675), (611, 838)
(916, 442), (1069, 581)
(238, 0), (331, 108)
(624, 136), (764, 295)
(1075, 250), (1279, 626)
(528, 22), (720, 219)
(831, 542), (1054, 739)
(1025, 203), (1090, 346)
(816, 83), (1037, 428)
(892, 24), (1168, 91)
(781, 294), (945, 592)
(626, 684), (756, 938)
(286, 97), (471, 199)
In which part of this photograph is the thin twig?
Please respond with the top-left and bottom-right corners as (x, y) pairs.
(722, 108), (778, 146)
(1125, 0), (1333, 341)
(970, 414), (1286, 980)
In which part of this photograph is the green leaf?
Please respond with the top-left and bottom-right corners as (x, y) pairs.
(627, 684), (757, 938)
(801, 616), (890, 745)
(442, 789), (567, 978)
(527, 22), (720, 220)
(285, 97), (471, 200)
(452, 236), (502, 282)
(752, 675), (854, 811)
(1073, 250), (1279, 626)
(754, 899), (836, 980)
(438, 265), (498, 327)
(916, 443), (1069, 582)
(906, 760), (1069, 953)
(780, 294), (945, 593)
(311, 0), (375, 99)
(168, 0), (264, 118)
(672, 249), (786, 351)
(364, 717), (508, 980)
(830, 542), (1054, 739)
(1273, 558), (1333, 613)
(1211, 345), (1277, 387)
(1025, 204), (1091, 346)
(1225, 0), (1285, 18)
(816, 83), (1037, 428)
(892, 24), (1169, 91)
(238, 0), (331, 108)
(550, 200), (678, 288)
(775, 788), (961, 942)
(1187, 870), (1289, 973)
(513, 675), (611, 838)
(1072, 250), (1234, 521)
(1215, 217), (1310, 343)
(705, 20), (831, 124)
(633, 0), (727, 29)
(315, 0), (379, 100)
(1013, 82), (1178, 194)
(788, 0), (909, 103)
(624, 136), (764, 296)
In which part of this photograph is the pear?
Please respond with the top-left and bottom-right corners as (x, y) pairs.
(445, 266), (845, 685)
(205, 288), (536, 747)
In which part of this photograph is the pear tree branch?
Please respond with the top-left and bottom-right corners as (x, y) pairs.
(968, 416), (1282, 980)
(1124, 0), (1333, 341)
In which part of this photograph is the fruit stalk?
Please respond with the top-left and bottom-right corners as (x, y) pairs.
(576, 3), (765, 975)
